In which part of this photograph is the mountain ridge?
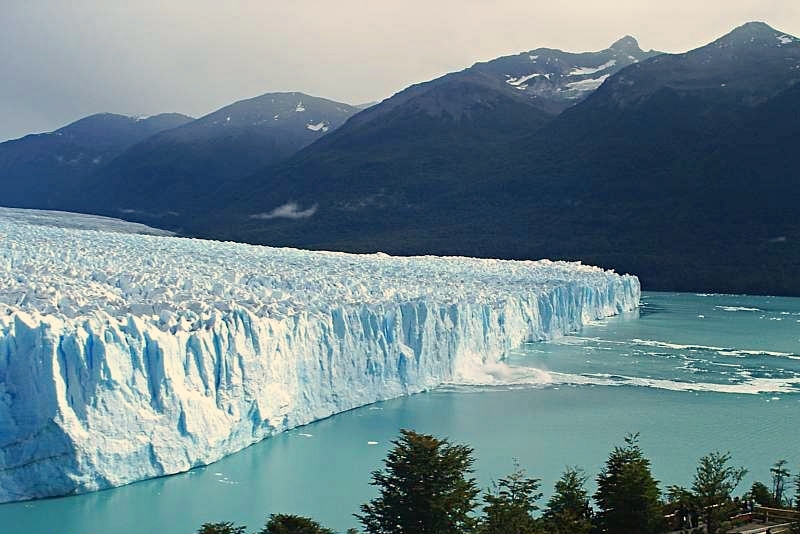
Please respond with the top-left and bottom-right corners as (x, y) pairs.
(77, 92), (359, 220)
(194, 22), (800, 296)
(0, 112), (194, 210)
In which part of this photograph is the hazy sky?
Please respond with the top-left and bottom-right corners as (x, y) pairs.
(2, 0), (798, 141)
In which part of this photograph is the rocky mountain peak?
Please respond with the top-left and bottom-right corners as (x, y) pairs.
(712, 21), (798, 48)
(609, 35), (642, 54)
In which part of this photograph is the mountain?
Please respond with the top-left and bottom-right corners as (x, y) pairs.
(0, 113), (193, 210)
(190, 37), (658, 240)
(525, 21), (800, 294)
(71, 92), (359, 222)
(198, 23), (800, 295)
(469, 34), (659, 112)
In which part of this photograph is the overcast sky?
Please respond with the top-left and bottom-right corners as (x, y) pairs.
(1, 0), (798, 141)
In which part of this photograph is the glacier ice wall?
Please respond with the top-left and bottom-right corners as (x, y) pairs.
(0, 216), (639, 502)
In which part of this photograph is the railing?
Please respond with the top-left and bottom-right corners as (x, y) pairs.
(727, 506), (800, 533)
(752, 506), (800, 524)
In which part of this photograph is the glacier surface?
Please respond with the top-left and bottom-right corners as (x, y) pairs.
(0, 214), (639, 503)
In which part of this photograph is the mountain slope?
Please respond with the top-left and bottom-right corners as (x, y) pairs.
(195, 37), (657, 242)
(520, 21), (800, 293)
(202, 22), (800, 295)
(0, 113), (193, 210)
(73, 92), (358, 221)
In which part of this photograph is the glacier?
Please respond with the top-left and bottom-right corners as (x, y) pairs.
(0, 213), (640, 503)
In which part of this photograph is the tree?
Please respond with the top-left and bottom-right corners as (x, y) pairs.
(259, 514), (333, 534)
(258, 514), (335, 534)
(692, 451), (746, 534)
(664, 485), (694, 509)
(771, 459), (791, 506)
(794, 472), (800, 511)
(542, 467), (592, 534)
(480, 462), (542, 534)
(356, 429), (480, 534)
(750, 481), (774, 506)
(197, 522), (247, 534)
(593, 433), (665, 534)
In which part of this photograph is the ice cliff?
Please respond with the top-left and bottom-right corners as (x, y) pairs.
(0, 215), (640, 502)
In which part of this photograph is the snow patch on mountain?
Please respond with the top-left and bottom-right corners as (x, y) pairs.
(306, 122), (329, 132)
(0, 215), (639, 503)
(506, 73), (543, 86)
(565, 74), (611, 94)
(569, 59), (617, 76)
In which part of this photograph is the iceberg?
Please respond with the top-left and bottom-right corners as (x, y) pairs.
(0, 214), (640, 503)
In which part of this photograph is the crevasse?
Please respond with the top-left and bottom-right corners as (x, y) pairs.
(0, 217), (639, 503)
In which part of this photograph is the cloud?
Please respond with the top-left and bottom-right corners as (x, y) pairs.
(250, 202), (318, 220)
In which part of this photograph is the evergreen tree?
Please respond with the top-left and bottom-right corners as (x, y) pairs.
(750, 481), (774, 506)
(593, 433), (665, 534)
(692, 451), (746, 534)
(794, 472), (800, 511)
(258, 514), (336, 534)
(197, 522), (247, 534)
(771, 459), (791, 506)
(664, 485), (694, 509)
(356, 429), (480, 534)
(258, 514), (335, 534)
(480, 462), (542, 534)
(542, 467), (592, 534)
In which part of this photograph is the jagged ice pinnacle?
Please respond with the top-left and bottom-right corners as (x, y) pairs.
(0, 216), (639, 502)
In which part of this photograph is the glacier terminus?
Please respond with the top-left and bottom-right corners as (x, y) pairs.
(0, 212), (639, 503)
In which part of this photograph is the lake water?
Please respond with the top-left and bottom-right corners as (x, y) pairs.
(3, 292), (800, 533)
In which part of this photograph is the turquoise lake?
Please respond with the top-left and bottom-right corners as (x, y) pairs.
(2, 292), (800, 533)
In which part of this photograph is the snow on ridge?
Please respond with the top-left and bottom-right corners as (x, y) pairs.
(0, 217), (640, 502)
(569, 59), (617, 76)
(505, 73), (542, 86)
